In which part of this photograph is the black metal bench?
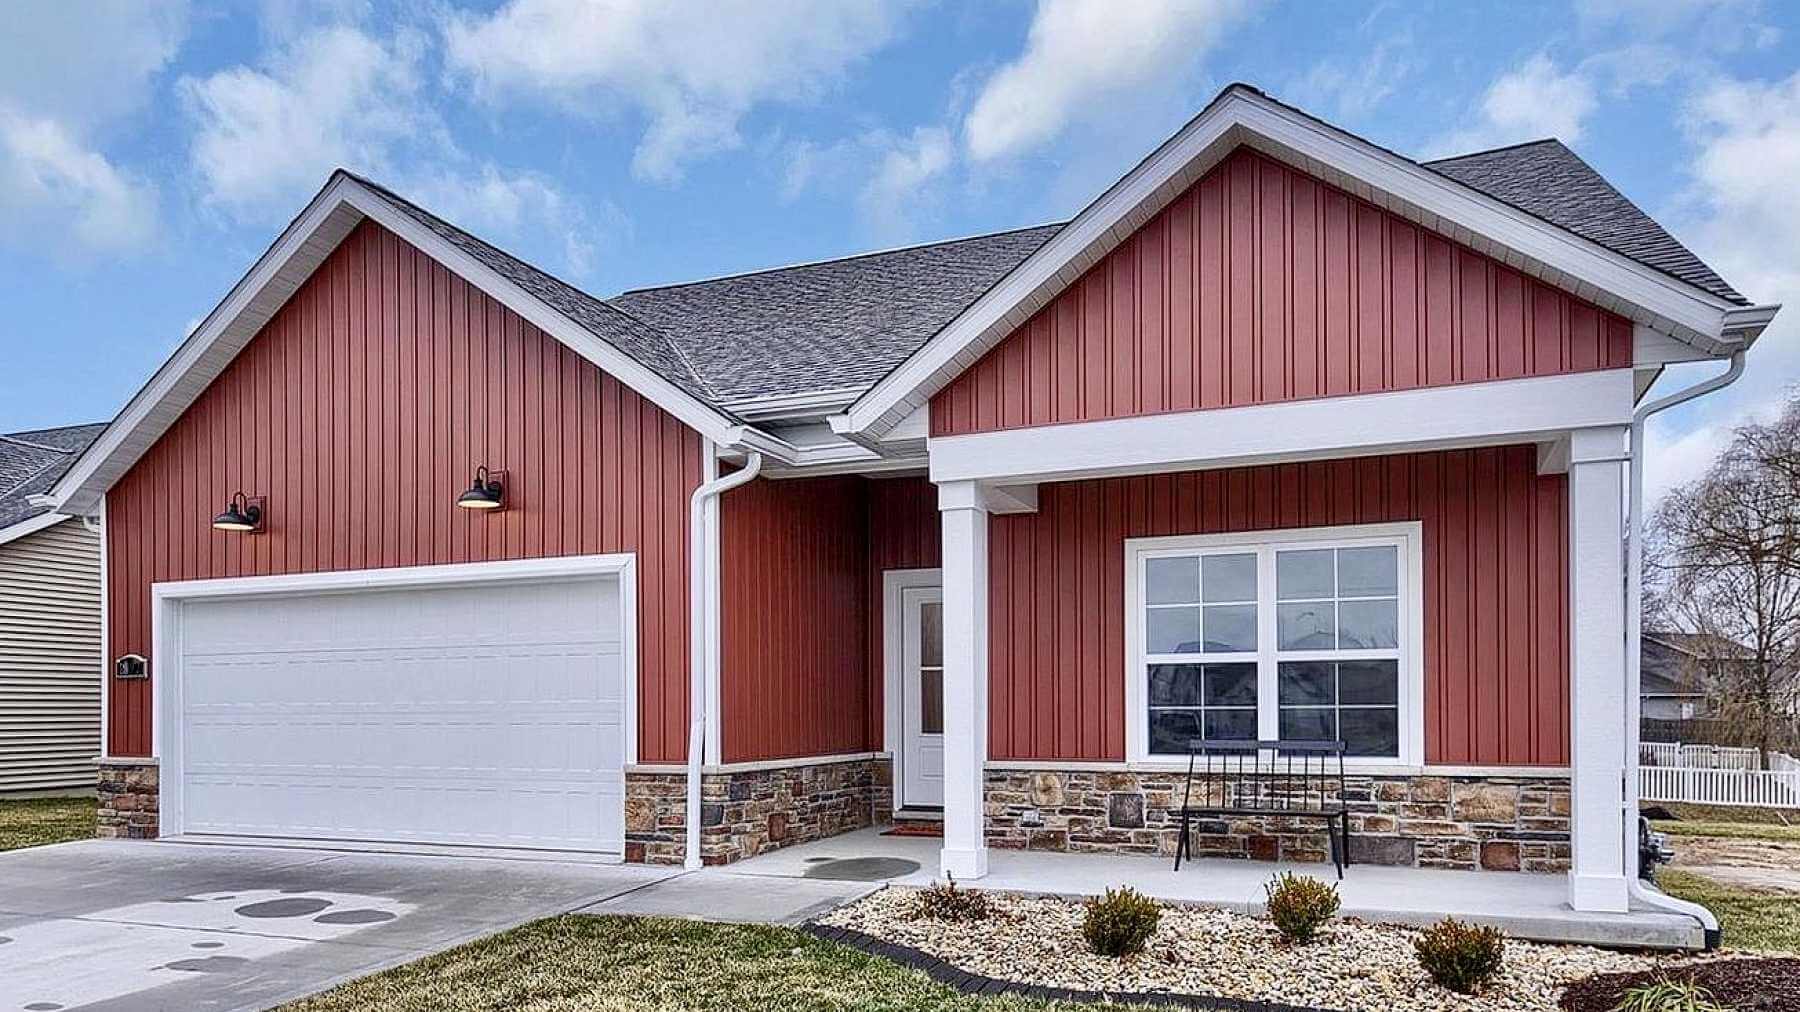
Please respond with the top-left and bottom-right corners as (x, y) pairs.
(1172, 738), (1351, 879)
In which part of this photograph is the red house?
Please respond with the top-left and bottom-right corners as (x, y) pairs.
(51, 86), (1775, 926)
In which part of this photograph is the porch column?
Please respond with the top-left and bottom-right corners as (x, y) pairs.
(938, 480), (990, 880)
(1567, 425), (1630, 913)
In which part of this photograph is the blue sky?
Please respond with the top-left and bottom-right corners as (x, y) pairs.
(2, 0), (1796, 500)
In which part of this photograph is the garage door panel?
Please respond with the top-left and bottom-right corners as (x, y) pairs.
(177, 574), (626, 853)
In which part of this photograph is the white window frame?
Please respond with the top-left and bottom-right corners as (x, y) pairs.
(1124, 522), (1425, 767)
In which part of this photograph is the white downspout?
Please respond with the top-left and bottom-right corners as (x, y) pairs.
(684, 444), (762, 871)
(1624, 349), (1744, 941)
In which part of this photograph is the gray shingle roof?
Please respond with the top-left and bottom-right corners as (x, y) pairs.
(0, 423), (107, 530)
(336, 114), (1744, 419)
(1424, 140), (1747, 306)
(610, 225), (1064, 403)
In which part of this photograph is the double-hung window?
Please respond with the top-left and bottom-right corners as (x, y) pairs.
(1127, 523), (1420, 765)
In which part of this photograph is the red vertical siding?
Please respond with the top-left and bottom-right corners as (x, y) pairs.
(988, 446), (1569, 767)
(105, 220), (703, 761)
(932, 148), (1635, 436)
(864, 476), (943, 745)
(718, 476), (869, 762)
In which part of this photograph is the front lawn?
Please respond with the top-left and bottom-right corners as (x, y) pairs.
(282, 915), (1145, 1012)
(1651, 819), (1800, 843)
(0, 795), (95, 851)
(1658, 869), (1800, 953)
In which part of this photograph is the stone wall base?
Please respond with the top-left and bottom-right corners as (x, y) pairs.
(985, 769), (1571, 873)
(625, 756), (892, 866)
(96, 760), (160, 840)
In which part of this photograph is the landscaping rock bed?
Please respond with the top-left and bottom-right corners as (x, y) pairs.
(819, 887), (1677, 1011)
(1559, 957), (1800, 1012)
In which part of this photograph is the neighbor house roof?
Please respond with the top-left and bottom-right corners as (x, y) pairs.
(0, 424), (107, 532)
(1424, 140), (1747, 306)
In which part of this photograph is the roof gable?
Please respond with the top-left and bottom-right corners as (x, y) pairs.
(48, 172), (745, 515)
(837, 84), (1776, 440)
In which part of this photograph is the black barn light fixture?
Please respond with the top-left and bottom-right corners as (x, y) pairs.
(211, 492), (266, 533)
(456, 466), (506, 511)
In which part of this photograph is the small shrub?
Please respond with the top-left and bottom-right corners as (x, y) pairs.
(1613, 978), (1731, 1012)
(1413, 917), (1506, 994)
(1263, 872), (1341, 944)
(910, 875), (990, 922)
(1082, 886), (1162, 958)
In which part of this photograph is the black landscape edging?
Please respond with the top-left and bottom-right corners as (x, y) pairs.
(801, 922), (1329, 1012)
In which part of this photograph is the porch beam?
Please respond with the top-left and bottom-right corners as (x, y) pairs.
(938, 479), (991, 879)
(1567, 424), (1631, 913)
(928, 369), (1635, 486)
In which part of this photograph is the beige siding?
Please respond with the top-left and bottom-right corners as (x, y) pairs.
(0, 517), (101, 791)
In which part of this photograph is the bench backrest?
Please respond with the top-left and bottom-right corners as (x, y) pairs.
(1179, 738), (1348, 814)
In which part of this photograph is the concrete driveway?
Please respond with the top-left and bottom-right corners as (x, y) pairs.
(0, 838), (675, 1012)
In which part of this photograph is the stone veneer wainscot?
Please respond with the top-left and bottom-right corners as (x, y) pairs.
(984, 770), (1571, 872)
(96, 759), (160, 840)
(625, 756), (893, 865)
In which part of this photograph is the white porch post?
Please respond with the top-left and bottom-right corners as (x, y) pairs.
(938, 479), (990, 880)
(1567, 425), (1631, 913)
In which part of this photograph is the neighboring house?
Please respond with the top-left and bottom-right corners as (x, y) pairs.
(44, 85), (1778, 919)
(1641, 633), (1720, 721)
(0, 423), (107, 793)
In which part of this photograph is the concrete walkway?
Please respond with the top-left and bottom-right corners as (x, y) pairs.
(578, 867), (881, 925)
(727, 827), (1710, 949)
(0, 838), (675, 1012)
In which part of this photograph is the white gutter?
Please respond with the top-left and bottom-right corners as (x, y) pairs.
(684, 445), (763, 870)
(1624, 349), (1745, 943)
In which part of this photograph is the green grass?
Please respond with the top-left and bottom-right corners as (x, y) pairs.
(0, 795), (95, 851)
(1658, 869), (1800, 954)
(283, 915), (1149, 1012)
(1648, 802), (1796, 827)
(1650, 819), (1800, 843)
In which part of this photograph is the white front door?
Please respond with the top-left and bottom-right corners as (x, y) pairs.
(900, 585), (945, 809)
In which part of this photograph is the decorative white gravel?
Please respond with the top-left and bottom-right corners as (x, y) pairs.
(820, 887), (1686, 1011)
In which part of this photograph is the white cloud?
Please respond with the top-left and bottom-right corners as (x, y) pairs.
(442, 0), (911, 183)
(0, 111), (159, 257)
(963, 0), (1254, 163)
(180, 25), (429, 216)
(409, 165), (625, 280)
(0, 1), (189, 133)
(0, 1), (186, 257)
(1426, 55), (1597, 158)
(782, 125), (954, 238)
(1575, 0), (1778, 51)
(1641, 71), (1800, 504)
(1287, 38), (1415, 123)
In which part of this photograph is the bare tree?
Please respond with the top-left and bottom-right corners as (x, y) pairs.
(1649, 396), (1800, 761)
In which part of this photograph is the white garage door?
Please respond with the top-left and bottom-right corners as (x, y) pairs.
(175, 574), (625, 855)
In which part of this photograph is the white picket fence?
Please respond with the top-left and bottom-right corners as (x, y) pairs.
(1638, 740), (1800, 808)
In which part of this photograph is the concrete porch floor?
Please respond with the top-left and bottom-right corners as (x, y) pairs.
(729, 827), (1708, 950)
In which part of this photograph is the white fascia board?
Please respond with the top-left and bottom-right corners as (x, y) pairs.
(843, 88), (1747, 441)
(722, 386), (864, 421)
(0, 511), (70, 547)
(928, 369), (1635, 486)
(50, 173), (753, 515)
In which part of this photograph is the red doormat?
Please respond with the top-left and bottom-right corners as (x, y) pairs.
(881, 822), (944, 838)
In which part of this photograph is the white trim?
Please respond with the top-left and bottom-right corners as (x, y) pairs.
(721, 386), (864, 421)
(929, 370), (1636, 486)
(95, 499), (109, 761)
(883, 567), (944, 814)
(150, 554), (638, 843)
(983, 759), (1572, 778)
(938, 488), (990, 879)
(0, 511), (70, 547)
(626, 751), (889, 776)
(1123, 522), (1426, 768)
(49, 173), (755, 515)
(701, 442), (723, 765)
(840, 86), (1763, 439)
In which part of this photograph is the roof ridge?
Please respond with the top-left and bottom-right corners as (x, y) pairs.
(0, 445), (76, 504)
(1422, 137), (1563, 165)
(0, 433), (80, 454)
(598, 296), (727, 402)
(614, 221), (1068, 296)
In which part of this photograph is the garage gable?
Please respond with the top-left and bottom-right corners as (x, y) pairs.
(104, 218), (702, 764)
